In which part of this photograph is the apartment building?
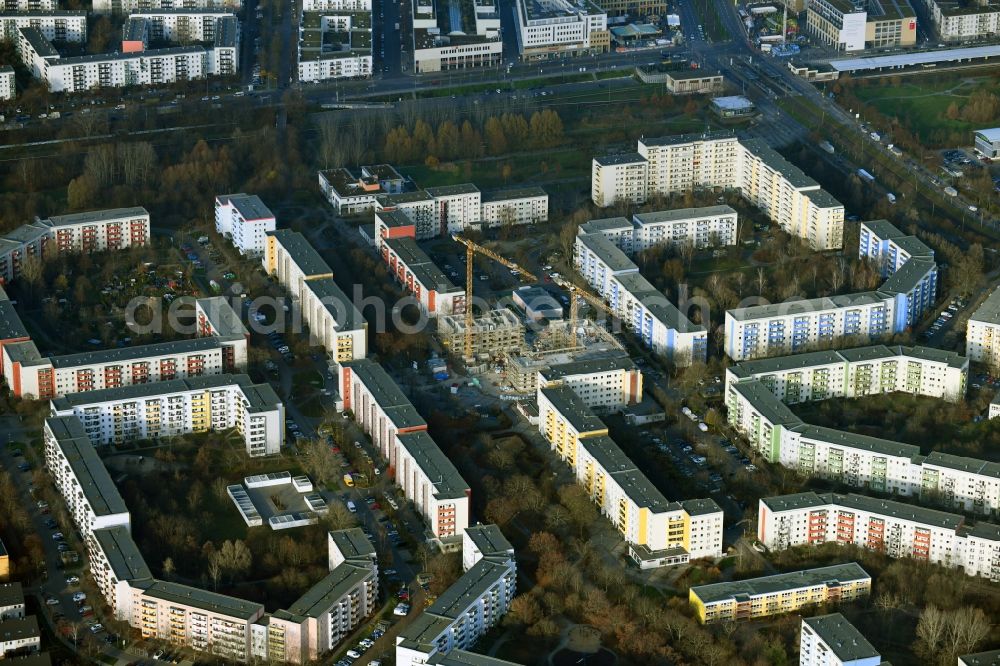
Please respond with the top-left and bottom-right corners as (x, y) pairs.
(89, 526), (153, 621)
(479, 188), (549, 227)
(858, 219), (933, 277)
(44, 207), (152, 253)
(594, 133), (845, 250)
(0, 10), (87, 42)
(50, 374), (284, 456)
(381, 236), (465, 317)
(537, 384), (723, 568)
(759, 492), (1000, 580)
(376, 191), (437, 240)
(960, 650), (1000, 666)
(967, 286), (1000, 369)
(807, 0), (916, 52)
(43, 416), (131, 538)
(514, 0), (609, 59)
(214, 194), (276, 256)
(262, 528), (378, 663)
(298, 9), (371, 82)
(0, 65), (12, 100)
(127, 8), (234, 41)
(580, 206), (738, 253)
(3, 0), (56, 9)
(318, 165), (405, 215)
(0, 223), (47, 285)
(94, 0), (242, 13)
(591, 153), (648, 207)
(4, 324), (248, 400)
(724, 344), (968, 404)
(338, 358), (471, 540)
(424, 184), (481, 235)
(0, 583), (24, 619)
(925, 0), (1000, 41)
(799, 614), (883, 666)
(537, 355), (642, 413)
(411, 0), (502, 73)
(396, 526), (515, 665)
(688, 562), (872, 623)
(574, 228), (707, 365)
(436, 310), (525, 360)
(264, 229), (332, 296)
(0, 616), (39, 657)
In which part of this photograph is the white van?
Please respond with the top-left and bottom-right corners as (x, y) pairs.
(346, 500), (357, 513)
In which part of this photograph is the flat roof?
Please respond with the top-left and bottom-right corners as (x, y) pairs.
(0, 582), (23, 608)
(49, 336), (230, 369)
(579, 217), (632, 235)
(667, 69), (722, 80)
(45, 207), (149, 228)
(727, 291), (888, 321)
(429, 650), (525, 666)
(266, 229), (332, 278)
(633, 205), (736, 225)
(57, 45), (206, 66)
(763, 491), (969, 531)
(540, 355), (636, 381)
(742, 138), (819, 190)
(128, 7), (235, 14)
(730, 380), (802, 427)
(377, 190), (433, 206)
(424, 558), (511, 618)
(880, 257), (936, 296)
(594, 152), (647, 167)
(960, 650), (1000, 666)
(216, 194), (274, 222)
(638, 130), (738, 148)
(861, 218), (904, 239)
(970, 286), (1000, 326)
(197, 296), (249, 338)
(540, 385), (607, 434)
(424, 183), (480, 197)
(383, 237), (461, 294)
(303, 277), (365, 332)
(729, 344), (965, 377)
(803, 614), (880, 662)
(923, 451), (1000, 479)
(328, 527), (376, 560)
(0, 300), (28, 342)
(284, 562), (373, 619)
(341, 359), (427, 429)
(0, 616), (39, 643)
(481, 186), (547, 202)
(464, 524), (513, 557)
(711, 95), (754, 110)
(976, 128), (1000, 142)
(92, 526), (153, 583)
(137, 580), (263, 620)
(46, 416), (129, 517)
(829, 45), (1000, 72)
(396, 431), (470, 499)
(50, 374), (277, 411)
(576, 233), (639, 273)
(0, 10), (87, 16)
(681, 497), (723, 516)
(691, 562), (870, 604)
(18, 27), (58, 58)
(794, 423), (921, 459)
(614, 272), (705, 334)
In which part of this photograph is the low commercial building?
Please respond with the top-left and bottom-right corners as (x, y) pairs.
(967, 286), (1000, 370)
(925, 0), (1000, 41)
(318, 165), (405, 215)
(50, 374), (284, 457)
(0, 65), (13, 100)
(724, 344), (968, 404)
(806, 0), (916, 52)
(537, 384), (723, 568)
(396, 525), (515, 665)
(759, 492), (1000, 581)
(479, 188), (549, 227)
(436, 310), (525, 360)
(0, 10), (87, 42)
(975, 127), (1000, 159)
(514, 0), (609, 60)
(799, 614), (883, 666)
(662, 69), (724, 94)
(710, 95), (755, 119)
(688, 562), (872, 623)
(43, 416), (131, 538)
(411, 0), (502, 73)
(594, 133), (845, 251)
(511, 285), (562, 321)
(298, 9), (372, 82)
(214, 193), (276, 256)
(574, 228), (707, 365)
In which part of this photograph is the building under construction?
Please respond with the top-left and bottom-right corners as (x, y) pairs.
(503, 319), (626, 393)
(437, 309), (526, 361)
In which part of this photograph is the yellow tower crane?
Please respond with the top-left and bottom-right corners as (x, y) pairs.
(451, 234), (537, 360)
(551, 275), (618, 348)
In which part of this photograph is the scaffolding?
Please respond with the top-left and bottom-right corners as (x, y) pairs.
(436, 309), (526, 361)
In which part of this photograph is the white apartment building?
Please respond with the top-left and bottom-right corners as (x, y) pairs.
(411, 0), (502, 73)
(967, 286), (1000, 369)
(93, 0), (242, 14)
(318, 165), (405, 215)
(303, 0), (369, 8)
(926, 0), (1000, 41)
(298, 10), (372, 83)
(689, 562), (872, 623)
(0, 65), (13, 100)
(595, 133), (845, 250)
(574, 229), (707, 365)
(43, 416), (131, 538)
(538, 384), (723, 568)
(591, 153), (648, 207)
(479, 188), (549, 227)
(128, 8), (234, 41)
(799, 614), (883, 666)
(381, 236), (465, 317)
(0, 223), (47, 284)
(49, 374), (284, 456)
(537, 355), (642, 413)
(0, 10), (87, 42)
(44, 206), (152, 253)
(858, 219), (934, 277)
(990, 390), (1000, 419)
(376, 191), (437, 239)
(724, 344), (968, 404)
(264, 228), (333, 299)
(580, 206), (738, 253)
(214, 193), (276, 256)
(514, 0), (609, 59)
(0, 616), (39, 657)
(424, 184), (481, 235)
(3, 0), (56, 9)
(339, 358), (471, 540)
(396, 526), (515, 666)
(760, 492), (1000, 581)
(89, 526), (153, 622)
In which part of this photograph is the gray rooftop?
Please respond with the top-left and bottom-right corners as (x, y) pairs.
(540, 355), (636, 382)
(424, 183), (480, 197)
(0, 299), (28, 342)
(727, 291), (888, 321)
(680, 498), (723, 517)
(328, 527), (376, 561)
(794, 424), (921, 459)
(18, 26), (57, 58)
(217, 194), (274, 222)
(197, 296), (249, 338)
(136, 580), (263, 620)
(614, 272), (705, 334)
(46, 416), (129, 517)
(960, 650), (1000, 666)
(481, 187), (547, 202)
(923, 451), (1000, 479)
(762, 491), (970, 531)
(540, 385), (607, 434)
(742, 138), (820, 190)
(428, 650), (524, 666)
(383, 237), (461, 294)
(424, 557), (511, 619)
(49, 336), (233, 369)
(303, 277), (365, 332)
(57, 45), (207, 66)
(45, 207), (149, 228)
(266, 229), (332, 278)
(92, 526), (153, 583)
(880, 257), (936, 296)
(690, 562), (871, 604)
(970, 286), (1000, 326)
(638, 130), (737, 148)
(633, 205), (736, 226)
(0, 582), (23, 608)
(377, 190), (433, 206)
(576, 233), (639, 274)
(341, 359), (427, 429)
(396, 431), (470, 499)
(803, 613), (880, 662)
(464, 524), (513, 558)
(578, 217), (633, 235)
(284, 562), (373, 619)
(0, 616), (39, 643)
(730, 379), (801, 427)
(50, 374), (278, 412)
(594, 152), (647, 167)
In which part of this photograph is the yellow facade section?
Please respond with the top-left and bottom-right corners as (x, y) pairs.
(637, 508), (647, 546)
(689, 589), (707, 623)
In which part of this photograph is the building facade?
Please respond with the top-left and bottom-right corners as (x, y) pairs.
(967, 286), (1000, 369)
(806, 0), (916, 52)
(799, 614), (883, 666)
(514, 0), (609, 59)
(214, 193), (276, 256)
